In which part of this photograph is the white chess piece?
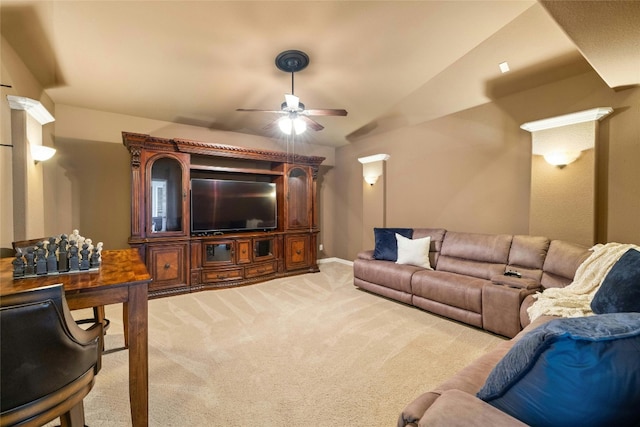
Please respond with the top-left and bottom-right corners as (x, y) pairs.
(96, 242), (104, 262)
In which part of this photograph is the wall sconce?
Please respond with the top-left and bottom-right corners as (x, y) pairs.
(543, 150), (581, 168)
(358, 153), (390, 187)
(364, 175), (379, 186)
(30, 144), (56, 163)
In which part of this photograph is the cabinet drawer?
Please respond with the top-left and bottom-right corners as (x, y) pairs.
(202, 267), (243, 283)
(245, 261), (277, 279)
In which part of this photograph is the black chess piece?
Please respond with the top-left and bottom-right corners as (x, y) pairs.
(80, 243), (90, 271)
(24, 247), (36, 275)
(46, 237), (58, 273)
(69, 240), (79, 271)
(58, 234), (69, 272)
(90, 246), (100, 268)
(12, 250), (25, 277)
(35, 242), (47, 275)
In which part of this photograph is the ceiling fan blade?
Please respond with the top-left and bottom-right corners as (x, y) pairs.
(299, 115), (324, 131)
(284, 94), (300, 109)
(263, 118), (283, 132)
(303, 109), (348, 117)
(236, 108), (286, 114)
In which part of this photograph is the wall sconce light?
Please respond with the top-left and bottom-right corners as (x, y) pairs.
(543, 150), (581, 168)
(358, 153), (390, 187)
(30, 144), (56, 163)
(364, 175), (379, 186)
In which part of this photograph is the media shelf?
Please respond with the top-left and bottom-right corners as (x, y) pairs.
(122, 132), (324, 298)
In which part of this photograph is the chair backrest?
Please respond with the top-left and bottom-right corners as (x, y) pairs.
(11, 237), (47, 254)
(0, 284), (102, 426)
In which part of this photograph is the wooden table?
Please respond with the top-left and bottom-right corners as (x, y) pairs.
(1, 249), (151, 427)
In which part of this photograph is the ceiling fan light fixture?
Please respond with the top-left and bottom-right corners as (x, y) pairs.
(278, 117), (293, 135)
(293, 117), (307, 134)
(278, 116), (307, 135)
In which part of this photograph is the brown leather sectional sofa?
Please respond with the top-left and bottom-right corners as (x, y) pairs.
(353, 228), (590, 338)
(354, 228), (596, 426)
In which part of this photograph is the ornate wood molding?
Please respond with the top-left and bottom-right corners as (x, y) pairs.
(122, 132), (325, 167)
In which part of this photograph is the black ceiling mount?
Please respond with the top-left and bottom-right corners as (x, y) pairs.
(275, 50), (309, 73)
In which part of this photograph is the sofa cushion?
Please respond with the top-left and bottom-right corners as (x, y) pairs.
(591, 248), (640, 314)
(412, 270), (484, 314)
(372, 228), (413, 261)
(541, 240), (590, 289)
(353, 259), (421, 294)
(477, 313), (640, 427)
(396, 234), (432, 269)
(440, 232), (512, 264)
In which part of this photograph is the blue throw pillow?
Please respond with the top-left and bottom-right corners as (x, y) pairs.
(372, 228), (413, 261)
(477, 313), (640, 427)
(591, 249), (640, 314)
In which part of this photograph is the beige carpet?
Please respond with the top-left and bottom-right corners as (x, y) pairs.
(67, 261), (504, 426)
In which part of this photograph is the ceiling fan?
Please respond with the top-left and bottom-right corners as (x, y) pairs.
(236, 50), (348, 135)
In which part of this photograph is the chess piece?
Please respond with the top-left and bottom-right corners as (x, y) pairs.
(96, 242), (104, 263)
(70, 229), (85, 248)
(46, 237), (58, 273)
(24, 247), (36, 275)
(80, 243), (90, 270)
(35, 242), (47, 275)
(90, 246), (100, 268)
(58, 234), (69, 272)
(69, 240), (79, 271)
(12, 250), (25, 277)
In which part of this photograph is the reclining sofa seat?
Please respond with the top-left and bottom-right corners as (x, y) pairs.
(354, 228), (591, 338)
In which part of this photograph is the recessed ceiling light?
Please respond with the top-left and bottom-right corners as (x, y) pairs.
(499, 61), (510, 73)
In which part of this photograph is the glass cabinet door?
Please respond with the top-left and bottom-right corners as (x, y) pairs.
(150, 156), (184, 233)
(286, 167), (310, 229)
(204, 242), (234, 265)
(254, 237), (275, 261)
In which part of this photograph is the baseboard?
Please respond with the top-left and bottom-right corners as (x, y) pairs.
(318, 257), (353, 266)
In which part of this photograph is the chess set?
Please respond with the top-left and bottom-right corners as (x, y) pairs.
(12, 230), (104, 279)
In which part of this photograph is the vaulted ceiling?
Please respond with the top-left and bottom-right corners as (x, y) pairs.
(2, 1), (638, 147)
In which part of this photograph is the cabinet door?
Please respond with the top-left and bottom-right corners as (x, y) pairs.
(146, 153), (189, 237)
(253, 237), (275, 262)
(285, 166), (312, 230)
(236, 240), (251, 264)
(285, 234), (310, 270)
(203, 241), (235, 266)
(147, 243), (188, 292)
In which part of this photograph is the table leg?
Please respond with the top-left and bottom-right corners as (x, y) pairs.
(126, 283), (149, 427)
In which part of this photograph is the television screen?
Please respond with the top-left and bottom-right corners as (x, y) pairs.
(191, 178), (277, 233)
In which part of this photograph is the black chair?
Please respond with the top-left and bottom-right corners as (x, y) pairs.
(1, 284), (103, 427)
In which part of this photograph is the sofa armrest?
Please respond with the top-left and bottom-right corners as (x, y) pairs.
(417, 389), (527, 427)
(490, 275), (541, 290)
(356, 250), (375, 260)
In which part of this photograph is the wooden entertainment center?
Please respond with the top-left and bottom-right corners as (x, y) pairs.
(122, 132), (324, 298)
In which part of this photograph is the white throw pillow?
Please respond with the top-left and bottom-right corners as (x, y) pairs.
(395, 233), (432, 269)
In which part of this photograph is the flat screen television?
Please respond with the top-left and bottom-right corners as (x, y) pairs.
(191, 178), (277, 234)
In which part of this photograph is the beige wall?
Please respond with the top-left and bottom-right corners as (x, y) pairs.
(530, 149), (595, 246)
(1, 35), (56, 251)
(334, 70), (640, 260)
(335, 102), (532, 260)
